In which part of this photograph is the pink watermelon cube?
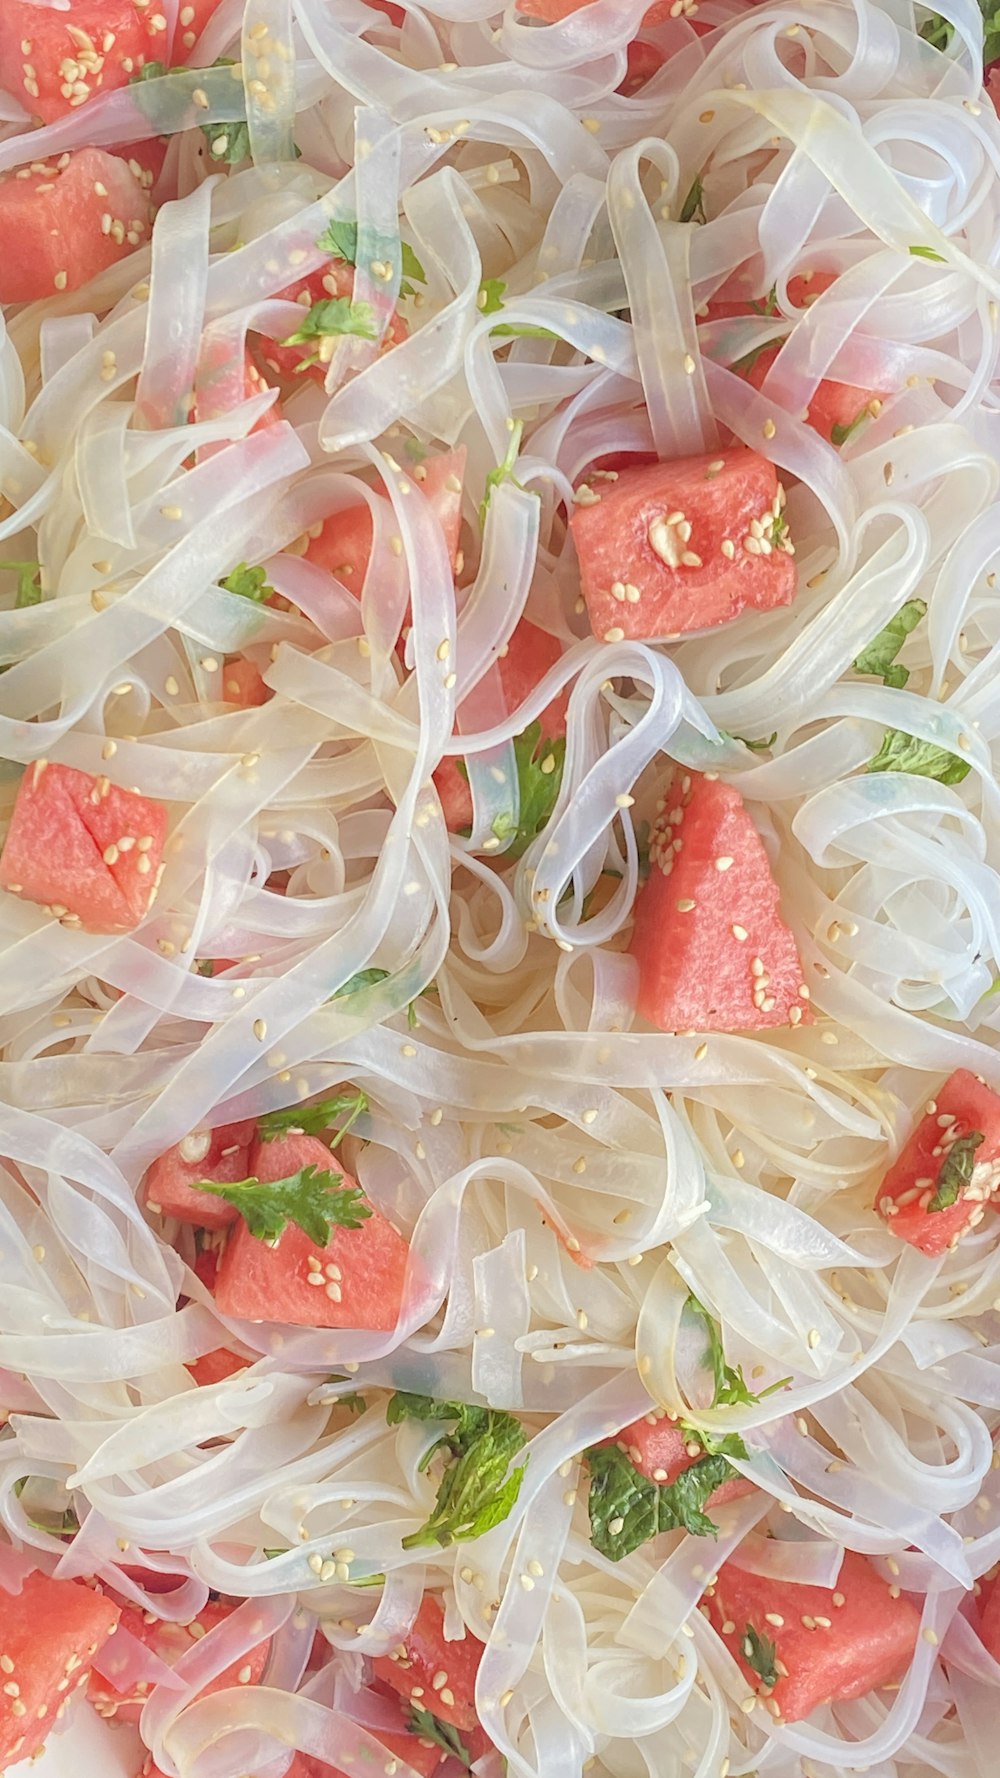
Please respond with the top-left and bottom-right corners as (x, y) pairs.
(0, 148), (149, 305)
(142, 1120), (257, 1229)
(875, 1069), (1000, 1255)
(0, 1570), (120, 1767)
(570, 448), (796, 642)
(629, 771), (809, 1031)
(0, 761), (167, 932)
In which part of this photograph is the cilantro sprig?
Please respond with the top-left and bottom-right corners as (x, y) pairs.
(479, 419), (534, 528)
(687, 1295), (790, 1411)
(487, 722), (566, 859)
(742, 1623), (779, 1689)
(197, 1164), (371, 1245)
(221, 563), (275, 603)
(867, 729), (970, 784)
(405, 1706), (474, 1769)
(0, 561), (42, 607)
(927, 1130), (984, 1211)
(317, 219), (426, 298)
(257, 1088), (368, 1144)
(131, 59), (252, 163)
(280, 299), (378, 370)
(852, 599), (926, 688)
(387, 1392), (526, 1548)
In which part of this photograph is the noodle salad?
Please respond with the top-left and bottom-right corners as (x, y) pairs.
(2, 0), (1000, 1773)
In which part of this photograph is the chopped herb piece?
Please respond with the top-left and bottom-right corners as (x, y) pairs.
(686, 1295), (790, 1409)
(281, 298), (377, 350)
(480, 418), (532, 528)
(405, 1706), (474, 1770)
(927, 1130), (984, 1211)
(584, 1441), (739, 1557)
(0, 561), (43, 607)
(750, 284), (780, 317)
(316, 219), (426, 296)
(197, 1165), (371, 1246)
(742, 1623), (779, 1689)
(919, 10), (952, 49)
(852, 599), (926, 688)
(257, 1088), (368, 1144)
(908, 244), (946, 262)
(730, 335), (784, 377)
(720, 730), (777, 752)
(12, 1478), (78, 1538)
(487, 722), (566, 859)
(221, 562), (274, 603)
(478, 277), (507, 315)
(830, 407), (871, 448)
(387, 1392), (526, 1548)
(492, 321), (559, 340)
(867, 729), (970, 784)
(680, 176), (706, 224)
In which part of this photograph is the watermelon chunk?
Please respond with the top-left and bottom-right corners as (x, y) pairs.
(0, 1570), (120, 1767)
(306, 448), (466, 591)
(875, 1069), (1000, 1254)
(979, 1569), (1000, 1663)
(0, 1), (150, 124)
(0, 148), (149, 305)
(516, 0), (674, 23)
(254, 264), (409, 388)
(142, 1120), (256, 1229)
(89, 1599), (269, 1725)
(608, 1408), (755, 1506)
(704, 1549), (920, 1721)
(222, 658), (270, 707)
(0, 761), (167, 932)
(372, 1597), (483, 1733)
(186, 1346), (251, 1386)
(570, 448), (796, 642)
(173, 0), (229, 54)
(434, 619), (568, 832)
(212, 1131), (410, 1331)
(629, 771), (808, 1032)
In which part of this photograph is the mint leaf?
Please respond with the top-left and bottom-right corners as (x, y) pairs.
(852, 599), (926, 688)
(388, 1393), (526, 1548)
(477, 277), (507, 315)
(584, 1442), (738, 1558)
(197, 1164), (371, 1245)
(221, 562), (274, 603)
(281, 298), (377, 347)
(257, 1088), (368, 1144)
(867, 729), (970, 784)
(405, 1707), (474, 1770)
(909, 244), (946, 261)
(488, 721), (566, 860)
(680, 176), (706, 224)
(928, 1130), (984, 1211)
(742, 1623), (779, 1689)
(0, 561), (42, 607)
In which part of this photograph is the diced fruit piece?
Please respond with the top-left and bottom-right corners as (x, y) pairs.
(875, 1069), (1000, 1254)
(306, 448), (466, 591)
(629, 771), (808, 1032)
(0, 1), (150, 124)
(0, 760), (167, 932)
(118, 138), (170, 197)
(705, 1549), (920, 1721)
(185, 1346), (251, 1386)
(193, 346), (280, 431)
(212, 1131), (410, 1331)
(618, 37), (666, 94)
(434, 620), (568, 832)
(373, 1597), (483, 1733)
(0, 149), (149, 305)
(610, 1409), (755, 1506)
(142, 1121), (256, 1229)
(570, 448), (795, 642)
(89, 1599), (269, 1725)
(979, 1570), (1000, 1662)
(0, 1570), (120, 1766)
(516, 0), (672, 22)
(222, 658), (270, 707)
(254, 265), (409, 387)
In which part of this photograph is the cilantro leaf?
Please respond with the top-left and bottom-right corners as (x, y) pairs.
(742, 1623), (779, 1689)
(486, 721), (566, 860)
(680, 176), (706, 224)
(927, 1130), (984, 1211)
(332, 967), (391, 996)
(257, 1088), (368, 1144)
(909, 244), (946, 262)
(584, 1442), (739, 1558)
(221, 562), (274, 603)
(0, 561), (42, 607)
(316, 219), (426, 296)
(478, 277), (507, 315)
(919, 9), (953, 48)
(200, 59), (250, 164)
(984, 0), (1000, 62)
(719, 730), (777, 752)
(196, 1164), (371, 1245)
(132, 60), (168, 81)
(387, 1393), (526, 1548)
(405, 1707), (474, 1771)
(686, 1295), (790, 1410)
(731, 335), (784, 377)
(867, 728), (970, 784)
(281, 298), (377, 349)
(336, 1392), (368, 1414)
(479, 419), (531, 528)
(852, 599), (926, 688)
(830, 406), (872, 448)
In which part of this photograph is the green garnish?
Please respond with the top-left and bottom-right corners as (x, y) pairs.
(866, 729), (970, 784)
(830, 406), (872, 448)
(687, 1295), (790, 1410)
(221, 562), (275, 603)
(720, 730), (777, 752)
(317, 219), (426, 297)
(405, 1706), (474, 1770)
(585, 1441), (740, 1557)
(679, 176), (706, 224)
(927, 1130), (985, 1211)
(479, 419), (533, 527)
(492, 322), (559, 340)
(919, 10), (953, 49)
(742, 1623), (779, 1689)
(487, 721), (566, 859)
(0, 561), (42, 607)
(851, 599), (926, 688)
(197, 1165), (371, 1245)
(908, 244), (946, 262)
(750, 285), (780, 317)
(280, 299), (378, 371)
(730, 336), (784, 377)
(257, 1088), (368, 1143)
(477, 277), (507, 315)
(386, 1392), (526, 1549)
(131, 59), (252, 163)
(13, 1478), (78, 1539)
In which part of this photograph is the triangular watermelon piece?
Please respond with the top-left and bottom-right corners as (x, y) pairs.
(0, 1570), (120, 1767)
(629, 771), (809, 1032)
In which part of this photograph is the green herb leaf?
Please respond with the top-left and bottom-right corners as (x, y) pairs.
(257, 1088), (368, 1144)
(927, 1130), (985, 1211)
(719, 730), (777, 752)
(0, 561), (43, 607)
(486, 721), (566, 860)
(730, 335), (784, 377)
(387, 1393), (526, 1548)
(909, 244), (946, 262)
(221, 562), (274, 603)
(332, 967), (391, 996)
(686, 1296), (790, 1410)
(830, 406), (871, 448)
(477, 277), (507, 315)
(405, 1706), (474, 1771)
(750, 285), (780, 317)
(132, 59), (168, 82)
(316, 220), (426, 296)
(12, 1478), (78, 1539)
(742, 1623), (779, 1689)
(867, 728), (971, 784)
(852, 599), (926, 688)
(584, 1442), (739, 1558)
(679, 176), (706, 224)
(480, 419), (531, 528)
(983, 0), (1000, 63)
(197, 1165), (371, 1246)
(281, 298), (378, 348)
(491, 322), (560, 340)
(263, 1547), (288, 1559)
(919, 10), (953, 49)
